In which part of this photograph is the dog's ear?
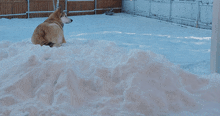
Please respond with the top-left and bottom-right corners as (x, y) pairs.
(58, 6), (63, 13)
(54, 6), (63, 18)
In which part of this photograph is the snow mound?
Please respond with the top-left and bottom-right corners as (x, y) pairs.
(0, 39), (219, 116)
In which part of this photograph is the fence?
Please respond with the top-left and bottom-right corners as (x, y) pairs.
(122, 0), (213, 29)
(0, 0), (122, 18)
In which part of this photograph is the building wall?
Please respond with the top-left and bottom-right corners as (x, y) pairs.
(122, 0), (213, 29)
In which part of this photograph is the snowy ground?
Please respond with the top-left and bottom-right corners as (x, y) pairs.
(0, 13), (219, 116)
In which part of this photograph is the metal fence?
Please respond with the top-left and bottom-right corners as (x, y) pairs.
(122, 0), (213, 29)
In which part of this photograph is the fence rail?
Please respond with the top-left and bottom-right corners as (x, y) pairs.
(122, 0), (213, 29)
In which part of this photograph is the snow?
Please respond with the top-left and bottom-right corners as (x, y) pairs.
(0, 13), (219, 115)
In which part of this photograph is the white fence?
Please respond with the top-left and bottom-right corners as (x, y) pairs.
(122, 0), (213, 29)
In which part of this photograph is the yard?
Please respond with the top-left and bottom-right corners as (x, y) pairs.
(0, 13), (219, 115)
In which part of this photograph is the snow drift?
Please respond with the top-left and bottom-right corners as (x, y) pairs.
(0, 39), (219, 116)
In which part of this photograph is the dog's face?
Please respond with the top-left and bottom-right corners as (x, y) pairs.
(53, 7), (73, 24)
(60, 13), (73, 24)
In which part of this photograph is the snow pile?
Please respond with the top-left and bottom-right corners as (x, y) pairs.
(0, 39), (219, 116)
(0, 13), (212, 75)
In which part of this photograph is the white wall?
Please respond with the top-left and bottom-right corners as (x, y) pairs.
(122, 0), (213, 29)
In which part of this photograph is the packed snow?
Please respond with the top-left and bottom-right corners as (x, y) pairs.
(0, 13), (219, 116)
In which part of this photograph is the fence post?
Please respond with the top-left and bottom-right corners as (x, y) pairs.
(65, 0), (67, 14)
(149, 0), (151, 17)
(28, 0), (29, 18)
(133, 0), (135, 16)
(169, 0), (172, 21)
(53, 0), (56, 11)
(211, 0), (220, 73)
(95, 0), (97, 14)
(57, 0), (59, 9)
(196, 1), (201, 28)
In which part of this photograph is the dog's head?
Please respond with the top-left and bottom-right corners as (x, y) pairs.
(60, 12), (73, 24)
(54, 7), (73, 24)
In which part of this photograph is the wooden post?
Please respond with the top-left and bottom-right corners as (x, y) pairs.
(211, 0), (220, 73)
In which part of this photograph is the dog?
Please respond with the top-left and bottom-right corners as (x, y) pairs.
(31, 7), (72, 47)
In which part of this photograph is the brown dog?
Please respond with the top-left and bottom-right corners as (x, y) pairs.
(31, 7), (72, 47)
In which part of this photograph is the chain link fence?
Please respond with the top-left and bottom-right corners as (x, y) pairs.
(122, 0), (213, 29)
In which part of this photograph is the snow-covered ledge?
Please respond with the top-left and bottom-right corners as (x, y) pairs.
(211, 0), (220, 73)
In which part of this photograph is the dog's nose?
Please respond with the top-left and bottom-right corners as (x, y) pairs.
(71, 19), (73, 22)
